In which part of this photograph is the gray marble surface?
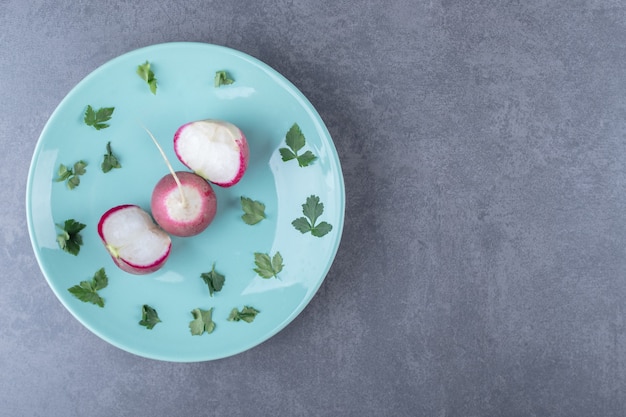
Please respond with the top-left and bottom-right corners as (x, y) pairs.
(3, 0), (626, 416)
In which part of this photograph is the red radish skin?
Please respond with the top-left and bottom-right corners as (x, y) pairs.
(98, 204), (171, 275)
(151, 171), (217, 237)
(173, 120), (249, 187)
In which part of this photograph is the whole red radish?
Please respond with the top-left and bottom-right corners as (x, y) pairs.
(174, 119), (249, 187)
(98, 204), (171, 275)
(143, 127), (218, 237)
(151, 171), (217, 237)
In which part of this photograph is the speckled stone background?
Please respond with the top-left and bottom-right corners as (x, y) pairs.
(3, 1), (626, 416)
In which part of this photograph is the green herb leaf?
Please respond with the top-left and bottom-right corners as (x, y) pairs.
(297, 150), (317, 167)
(285, 123), (305, 153)
(139, 304), (161, 329)
(228, 306), (260, 323)
(254, 251), (283, 279)
(214, 70), (234, 87)
(291, 217), (312, 233)
(137, 61), (157, 94)
(55, 164), (72, 182)
(67, 176), (80, 190)
(279, 123), (317, 167)
(92, 267), (108, 290)
(68, 285), (104, 307)
(64, 218), (86, 235)
(253, 253), (273, 278)
(279, 148), (296, 162)
(67, 267), (108, 307)
(272, 252), (284, 274)
(189, 308), (215, 336)
(73, 161), (87, 176)
(311, 221), (333, 237)
(200, 263), (225, 297)
(292, 195), (333, 237)
(55, 161), (87, 189)
(240, 196), (266, 225)
(56, 219), (86, 255)
(101, 141), (121, 173)
(84, 105), (115, 130)
(302, 195), (324, 226)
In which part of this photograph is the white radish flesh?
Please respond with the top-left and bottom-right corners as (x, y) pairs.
(174, 120), (249, 187)
(98, 204), (171, 275)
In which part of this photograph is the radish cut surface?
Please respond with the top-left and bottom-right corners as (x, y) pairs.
(98, 205), (171, 274)
(174, 120), (249, 187)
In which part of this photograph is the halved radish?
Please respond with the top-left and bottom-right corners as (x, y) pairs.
(174, 119), (249, 187)
(151, 171), (217, 237)
(98, 204), (171, 275)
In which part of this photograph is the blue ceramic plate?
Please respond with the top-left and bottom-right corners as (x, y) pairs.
(26, 43), (344, 362)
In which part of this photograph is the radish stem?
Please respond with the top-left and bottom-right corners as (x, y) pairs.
(143, 126), (187, 208)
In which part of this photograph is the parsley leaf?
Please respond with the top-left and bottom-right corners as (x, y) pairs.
(84, 105), (115, 130)
(279, 123), (317, 167)
(292, 217), (312, 234)
(67, 268), (108, 307)
(240, 196), (266, 225)
(101, 141), (121, 173)
(55, 164), (72, 182)
(137, 61), (157, 94)
(56, 219), (86, 255)
(189, 308), (215, 335)
(139, 304), (161, 329)
(254, 251), (283, 279)
(200, 263), (225, 297)
(54, 161), (87, 189)
(285, 123), (305, 153)
(303, 194), (324, 225)
(311, 221), (333, 237)
(92, 268), (108, 290)
(279, 147), (296, 162)
(292, 195), (333, 238)
(228, 306), (260, 323)
(296, 150), (317, 167)
(214, 70), (234, 87)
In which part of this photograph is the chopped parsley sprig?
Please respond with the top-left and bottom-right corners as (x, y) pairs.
(292, 195), (333, 237)
(254, 252), (283, 279)
(189, 308), (215, 336)
(54, 160), (87, 189)
(67, 268), (108, 307)
(228, 306), (260, 323)
(84, 105), (114, 130)
(240, 197), (266, 225)
(279, 123), (317, 167)
(56, 219), (86, 256)
(214, 70), (234, 87)
(101, 141), (121, 173)
(200, 263), (225, 297)
(137, 61), (157, 94)
(139, 305), (161, 329)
